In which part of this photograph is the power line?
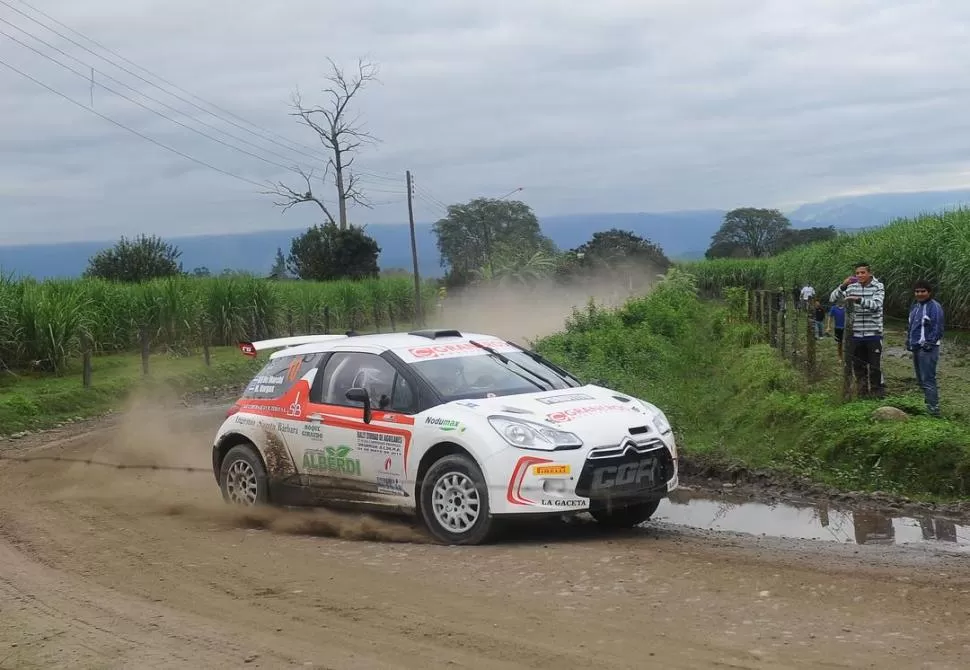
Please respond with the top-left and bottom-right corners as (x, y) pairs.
(0, 54), (266, 188)
(2, 0), (333, 166)
(0, 16), (330, 174)
(0, 29), (309, 177)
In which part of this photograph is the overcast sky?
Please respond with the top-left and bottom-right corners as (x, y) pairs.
(2, 0), (970, 245)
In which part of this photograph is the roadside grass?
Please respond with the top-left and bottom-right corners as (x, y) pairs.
(0, 321), (419, 439)
(534, 273), (970, 501)
(0, 346), (262, 438)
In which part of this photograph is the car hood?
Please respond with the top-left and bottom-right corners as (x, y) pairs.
(441, 385), (662, 437)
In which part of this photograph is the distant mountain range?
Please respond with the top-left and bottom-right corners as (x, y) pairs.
(4, 188), (970, 280)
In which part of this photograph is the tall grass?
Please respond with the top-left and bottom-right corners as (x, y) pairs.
(678, 207), (970, 326)
(0, 275), (436, 374)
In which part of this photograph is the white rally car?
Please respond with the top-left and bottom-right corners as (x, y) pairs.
(212, 328), (679, 545)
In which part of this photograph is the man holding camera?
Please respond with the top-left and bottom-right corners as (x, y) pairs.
(830, 263), (885, 399)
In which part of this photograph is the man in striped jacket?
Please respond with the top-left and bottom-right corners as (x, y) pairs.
(829, 263), (886, 399)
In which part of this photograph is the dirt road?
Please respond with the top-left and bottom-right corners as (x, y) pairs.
(1, 401), (969, 669)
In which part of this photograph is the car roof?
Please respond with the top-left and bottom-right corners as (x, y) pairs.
(266, 329), (504, 360)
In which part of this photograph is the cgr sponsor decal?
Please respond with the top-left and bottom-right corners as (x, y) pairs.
(303, 446), (361, 476)
(425, 416), (465, 432)
(589, 458), (658, 492)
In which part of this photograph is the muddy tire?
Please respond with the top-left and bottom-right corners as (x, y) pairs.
(590, 499), (661, 529)
(219, 444), (269, 507)
(419, 454), (495, 545)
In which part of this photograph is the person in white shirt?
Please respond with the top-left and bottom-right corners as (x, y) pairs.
(798, 285), (815, 310)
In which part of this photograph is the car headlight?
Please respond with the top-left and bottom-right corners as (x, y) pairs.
(487, 416), (583, 451)
(652, 412), (672, 436)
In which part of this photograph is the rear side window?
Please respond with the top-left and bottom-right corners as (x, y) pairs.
(242, 353), (321, 399)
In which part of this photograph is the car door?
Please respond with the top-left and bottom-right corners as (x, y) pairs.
(299, 351), (419, 499)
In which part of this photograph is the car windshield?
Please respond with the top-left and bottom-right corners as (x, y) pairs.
(408, 350), (581, 401)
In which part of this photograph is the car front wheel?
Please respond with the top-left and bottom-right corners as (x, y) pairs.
(219, 444), (269, 507)
(419, 454), (495, 545)
(589, 499), (661, 529)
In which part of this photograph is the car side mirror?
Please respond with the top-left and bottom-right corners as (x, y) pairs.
(589, 378), (608, 387)
(345, 387), (372, 423)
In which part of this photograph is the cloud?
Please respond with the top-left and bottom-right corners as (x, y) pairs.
(2, 0), (970, 244)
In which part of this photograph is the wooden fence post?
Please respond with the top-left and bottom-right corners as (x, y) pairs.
(805, 309), (817, 379)
(747, 289), (755, 322)
(760, 291), (770, 337)
(139, 326), (150, 376)
(324, 306), (331, 334)
(842, 308), (855, 400)
(778, 294), (787, 357)
(81, 334), (93, 388)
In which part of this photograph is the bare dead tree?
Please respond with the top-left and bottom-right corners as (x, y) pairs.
(264, 58), (380, 230)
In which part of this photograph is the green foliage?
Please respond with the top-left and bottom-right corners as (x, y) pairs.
(431, 197), (554, 286)
(706, 207), (792, 259)
(0, 275), (434, 373)
(268, 248), (288, 280)
(83, 234), (183, 282)
(287, 223), (380, 281)
(534, 269), (970, 499)
(681, 207), (970, 324)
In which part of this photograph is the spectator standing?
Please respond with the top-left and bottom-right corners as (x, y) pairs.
(812, 299), (825, 339)
(830, 263), (885, 399)
(904, 280), (944, 417)
(799, 284), (815, 310)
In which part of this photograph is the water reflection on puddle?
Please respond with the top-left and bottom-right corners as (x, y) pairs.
(656, 488), (970, 553)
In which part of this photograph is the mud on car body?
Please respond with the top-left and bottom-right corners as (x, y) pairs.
(212, 329), (679, 545)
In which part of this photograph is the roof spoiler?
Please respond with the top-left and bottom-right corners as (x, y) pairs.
(238, 334), (347, 357)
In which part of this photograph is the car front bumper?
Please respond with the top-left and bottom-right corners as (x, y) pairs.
(488, 435), (679, 516)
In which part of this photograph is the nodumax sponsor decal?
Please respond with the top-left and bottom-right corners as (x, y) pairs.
(534, 393), (595, 406)
(425, 416), (466, 433)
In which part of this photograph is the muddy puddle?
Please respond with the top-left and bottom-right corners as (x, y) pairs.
(657, 488), (970, 553)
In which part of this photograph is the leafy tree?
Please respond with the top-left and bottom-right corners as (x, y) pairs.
(775, 226), (838, 252)
(83, 234), (183, 282)
(268, 248), (288, 280)
(287, 223), (380, 281)
(432, 197), (555, 286)
(574, 229), (670, 269)
(704, 240), (750, 260)
(706, 207), (791, 258)
(555, 229), (670, 283)
(191, 266), (211, 277)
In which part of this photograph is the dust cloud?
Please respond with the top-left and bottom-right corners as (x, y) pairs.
(22, 269), (658, 545)
(428, 265), (663, 345)
(40, 388), (430, 544)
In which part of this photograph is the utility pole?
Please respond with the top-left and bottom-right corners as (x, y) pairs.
(406, 170), (422, 326)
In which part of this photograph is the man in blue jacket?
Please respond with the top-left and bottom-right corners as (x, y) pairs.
(905, 280), (944, 417)
(830, 263), (885, 399)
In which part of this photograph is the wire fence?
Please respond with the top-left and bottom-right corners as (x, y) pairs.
(745, 289), (896, 402)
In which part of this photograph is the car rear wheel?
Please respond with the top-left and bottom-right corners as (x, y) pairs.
(419, 454), (495, 545)
(219, 444), (269, 507)
(590, 499), (661, 529)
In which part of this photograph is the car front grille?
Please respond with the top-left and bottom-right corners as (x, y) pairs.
(574, 439), (674, 499)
